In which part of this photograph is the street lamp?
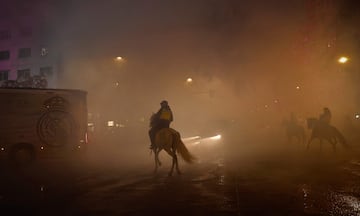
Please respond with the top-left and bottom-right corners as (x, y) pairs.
(338, 56), (349, 64)
(186, 77), (193, 83)
(114, 56), (124, 62)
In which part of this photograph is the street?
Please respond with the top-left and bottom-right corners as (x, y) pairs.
(1, 139), (360, 216)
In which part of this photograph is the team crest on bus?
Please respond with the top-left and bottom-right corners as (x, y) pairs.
(37, 96), (76, 147)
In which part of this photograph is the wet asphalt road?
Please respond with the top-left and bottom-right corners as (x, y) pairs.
(1, 143), (360, 216)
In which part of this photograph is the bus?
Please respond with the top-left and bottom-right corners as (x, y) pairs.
(0, 88), (88, 165)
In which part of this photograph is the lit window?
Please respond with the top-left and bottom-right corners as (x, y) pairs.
(0, 50), (10, 60)
(18, 48), (31, 58)
(0, 70), (9, 81)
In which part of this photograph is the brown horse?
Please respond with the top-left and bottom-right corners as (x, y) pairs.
(153, 128), (196, 176)
(306, 118), (348, 152)
(283, 119), (306, 145)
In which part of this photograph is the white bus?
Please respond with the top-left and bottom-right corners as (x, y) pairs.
(0, 88), (88, 165)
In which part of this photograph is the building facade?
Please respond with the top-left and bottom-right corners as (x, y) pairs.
(0, 1), (60, 88)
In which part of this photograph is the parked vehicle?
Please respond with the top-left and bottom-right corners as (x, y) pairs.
(0, 88), (88, 165)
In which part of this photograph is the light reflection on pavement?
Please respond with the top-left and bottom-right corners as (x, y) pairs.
(1, 147), (360, 215)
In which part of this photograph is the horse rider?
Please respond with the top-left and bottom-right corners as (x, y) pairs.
(319, 107), (332, 125)
(148, 100), (174, 149)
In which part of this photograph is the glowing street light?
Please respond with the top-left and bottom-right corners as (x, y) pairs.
(338, 56), (349, 64)
(114, 56), (124, 62)
(186, 77), (193, 83)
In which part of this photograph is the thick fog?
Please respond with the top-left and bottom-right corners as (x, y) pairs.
(42, 0), (360, 167)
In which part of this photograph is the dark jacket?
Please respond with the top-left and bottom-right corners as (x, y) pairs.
(150, 105), (173, 129)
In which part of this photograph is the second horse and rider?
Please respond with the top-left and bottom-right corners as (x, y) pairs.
(286, 107), (348, 151)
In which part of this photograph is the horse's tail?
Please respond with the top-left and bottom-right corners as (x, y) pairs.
(173, 132), (196, 163)
(177, 139), (196, 163)
(333, 127), (350, 149)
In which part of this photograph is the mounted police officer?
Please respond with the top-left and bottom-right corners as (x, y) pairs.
(319, 107), (331, 125)
(148, 100), (174, 149)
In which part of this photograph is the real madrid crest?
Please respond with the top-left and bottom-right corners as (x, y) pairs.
(37, 96), (76, 147)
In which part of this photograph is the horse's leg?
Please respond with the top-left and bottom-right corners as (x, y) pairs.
(174, 153), (181, 175)
(169, 151), (176, 177)
(154, 148), (163, 173)
(163, 148), (175, 176)
(326, 137), (336, 153)
(157, 151), (162, 167)
(154, 150), (159, 173)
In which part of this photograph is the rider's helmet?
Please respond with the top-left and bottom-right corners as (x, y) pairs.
(160, 100), (168, 107)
